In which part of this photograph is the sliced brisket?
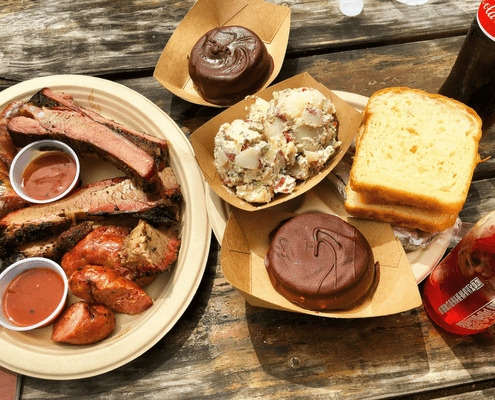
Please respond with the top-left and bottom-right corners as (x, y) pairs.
(0, 161), (29, 219)
(14, 221), (100, 262)
(0, 100), (22, 167)
(0, 100), (30, 218)
(29, 88), (168, 170)
(0, 177), (180, 256)
(7, 104), (162, 193)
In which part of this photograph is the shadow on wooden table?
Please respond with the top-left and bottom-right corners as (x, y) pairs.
(423, 312), (495, 384)
(246, 302), (428, 389)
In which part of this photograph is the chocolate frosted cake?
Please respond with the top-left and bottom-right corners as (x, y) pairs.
(264, 213), (379, 311)
(188, 26), (273, 106)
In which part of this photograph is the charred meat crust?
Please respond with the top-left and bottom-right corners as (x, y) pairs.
(0, 177), (180, 257)
(7, 221), (99, 265)
(0, 218), (74, 257)
(29, 88), (168, 171)
(8, 105), (162, 193)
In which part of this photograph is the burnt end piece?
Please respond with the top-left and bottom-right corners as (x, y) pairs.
(119, 219), (181, 278)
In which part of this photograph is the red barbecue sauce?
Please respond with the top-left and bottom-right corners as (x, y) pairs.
(22, 151), (77, 200)
(2, 268), (65, 327)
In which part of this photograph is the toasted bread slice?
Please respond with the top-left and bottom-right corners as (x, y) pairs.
(349, 87), (482, 214)
(344, 185), (457, 233)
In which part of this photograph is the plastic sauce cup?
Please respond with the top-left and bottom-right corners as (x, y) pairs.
(10, 140), (80, 204)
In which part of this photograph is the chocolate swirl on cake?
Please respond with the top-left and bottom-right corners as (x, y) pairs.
(188, 26), (274, 106)
(265, 213), (379, 311)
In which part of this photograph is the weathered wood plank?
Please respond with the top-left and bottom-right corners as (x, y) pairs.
(0, 0), (480, 81)
(18, 238), (495, 399)
(285, 0), (476, 56)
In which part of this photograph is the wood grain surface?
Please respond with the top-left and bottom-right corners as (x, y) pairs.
(0, 0), (480, 83)
(2, 0), (495, 398)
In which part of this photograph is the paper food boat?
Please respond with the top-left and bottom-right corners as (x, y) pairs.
(191, 72), (364, 211)
(154, 0), (291, 107)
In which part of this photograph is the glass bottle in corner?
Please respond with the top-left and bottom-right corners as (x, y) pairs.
(438, 0), (495, 130)
(422, 210), (495, 335)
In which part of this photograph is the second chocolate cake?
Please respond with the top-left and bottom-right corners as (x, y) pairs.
(264, 213), (379, 311)
(188, 26), (273, 106)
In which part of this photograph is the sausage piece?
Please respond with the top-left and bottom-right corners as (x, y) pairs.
(51, 301), (115, 345)
(61, 226), (131, 278)
(60, 225), (156, 286)
(69, 265), (153, 315)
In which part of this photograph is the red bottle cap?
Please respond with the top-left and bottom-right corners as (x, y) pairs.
(478, 0), (495, 41)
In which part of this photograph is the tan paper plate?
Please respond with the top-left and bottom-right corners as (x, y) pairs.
(191, 72), (364, 211)
(154, 0), (291, 107)
(0, 75), (211, 380)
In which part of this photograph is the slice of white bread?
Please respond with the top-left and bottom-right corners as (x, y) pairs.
(348, 87), (482, 215)
(345, 184), (457, 233)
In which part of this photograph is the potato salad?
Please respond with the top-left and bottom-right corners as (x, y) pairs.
(214, 88), (340, 203)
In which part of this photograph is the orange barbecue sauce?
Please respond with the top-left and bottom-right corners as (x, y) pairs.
(2, 268), (65, 327)
(22, 151), (77, 200)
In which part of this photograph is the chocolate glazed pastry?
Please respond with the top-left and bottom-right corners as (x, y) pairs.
(188, 26), (274, 106)
(264, 213), (379, 311)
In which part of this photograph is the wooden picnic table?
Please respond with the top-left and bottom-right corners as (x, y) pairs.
(2, 0), (495, 398)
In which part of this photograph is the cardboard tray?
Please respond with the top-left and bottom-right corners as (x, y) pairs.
(154, 0), (291, 107)
(220, 183), (423, 318)
(190, 72), (364, 211)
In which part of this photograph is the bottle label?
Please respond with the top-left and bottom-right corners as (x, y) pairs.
(456, 299), (495, 331)
(437, 277), (484, 315)
(478, 0), (495, 41)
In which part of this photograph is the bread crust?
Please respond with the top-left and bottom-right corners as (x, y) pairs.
(344, 185), (457, 233)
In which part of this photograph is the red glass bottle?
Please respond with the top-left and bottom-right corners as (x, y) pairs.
(423, 211), (495, 335)
(438, 0), (495, 129)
